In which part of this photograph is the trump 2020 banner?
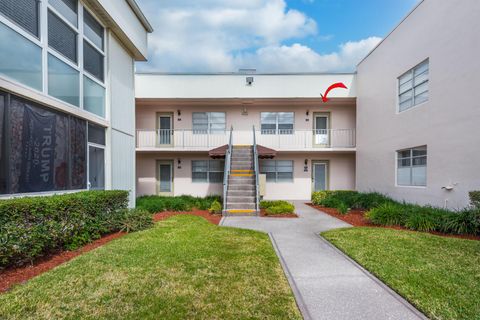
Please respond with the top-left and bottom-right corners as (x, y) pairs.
(19, 106), (56, 192)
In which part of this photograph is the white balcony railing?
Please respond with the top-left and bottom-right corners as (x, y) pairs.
(136, 129), (356, 150)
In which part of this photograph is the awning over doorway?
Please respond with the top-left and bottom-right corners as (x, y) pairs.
(209, 145), (276, 159)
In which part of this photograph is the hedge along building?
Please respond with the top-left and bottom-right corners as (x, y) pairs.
(135, 73), (357, 213)
(0, 0), (152, 206)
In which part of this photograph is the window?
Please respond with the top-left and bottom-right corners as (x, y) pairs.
(88, 123), (105, 145)
(0, 1), (106, 118)
(261, 112), (294, 134)
(397, 146), (427, 187)
(0, 90), (108, 195)
(83, 41), (104, 81)
(260, 160), (293, 182)
(0, 22), (42, 90)
(0, 0), (39, 37)
(48, 10), (77, 63)
(398, 59), (429, 112)
(192, 112), (226, 133)
(83, 9), (103, 50)
(83, 76), (105, 117)
(192, 160), (224, 183)
(49, 0), (77, 27)
(48, 54), (79, 106)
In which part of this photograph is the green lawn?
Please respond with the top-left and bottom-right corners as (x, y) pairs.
(322, 227), (480, 320)
(0, 215), (301, 320)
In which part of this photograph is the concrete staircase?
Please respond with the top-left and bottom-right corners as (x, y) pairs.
(224, 145), (258, 216)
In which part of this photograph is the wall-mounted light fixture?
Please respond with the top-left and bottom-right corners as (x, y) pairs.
(246, 76), (254, 86)
(304, 159), (309, 172)
(177, 110), (181, 116)
(306, 110), (310, 116)
(177, 158), (182, 169)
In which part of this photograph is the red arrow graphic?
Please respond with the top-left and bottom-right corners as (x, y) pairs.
(320, 82), (348, 102)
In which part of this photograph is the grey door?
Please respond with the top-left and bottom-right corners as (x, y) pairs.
(158, 163), (172, 193)
(89, 146), (105, 190)
(158, 115), (172, 145)
(313, 162), (327, 191)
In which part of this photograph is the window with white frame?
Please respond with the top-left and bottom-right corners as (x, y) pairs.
(0, 0), (106, 117)
(260, 160), (294, 182)
(192, 160), (225, 183)
(398, 59), (429, 112)
(397, 146), (427, 187)
(88, 123), (105, 190)
(192, 112), (226, 134)
(261, 112), (294, 134)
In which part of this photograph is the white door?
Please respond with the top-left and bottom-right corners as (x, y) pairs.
(314, 114), (329, 146)
(157, 114), (173, 146)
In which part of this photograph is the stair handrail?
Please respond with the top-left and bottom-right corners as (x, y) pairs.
(223, 126), (233, 213)
(252, 125), (260, 213)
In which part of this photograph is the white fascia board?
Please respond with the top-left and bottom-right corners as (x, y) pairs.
(135, 74), (357, 99)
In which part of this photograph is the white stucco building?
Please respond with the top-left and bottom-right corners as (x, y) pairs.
(0, 0), (152, 206)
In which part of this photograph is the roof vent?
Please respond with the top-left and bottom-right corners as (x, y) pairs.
(238, 68), (256, 74)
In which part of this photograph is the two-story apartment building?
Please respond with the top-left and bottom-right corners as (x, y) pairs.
(134, 0), (480, 211)
(135, 73), (356, 206)
(0, 0), (152, 206)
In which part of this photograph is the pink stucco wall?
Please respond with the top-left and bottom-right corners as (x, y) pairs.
(136, 152), (355, 200)
(136, 99), (356, 132)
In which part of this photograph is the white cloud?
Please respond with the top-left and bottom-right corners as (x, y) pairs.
(135, 0), (381, 72)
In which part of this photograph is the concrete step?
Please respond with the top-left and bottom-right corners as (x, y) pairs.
(226, 203), (256, 209)
(231, 169), (253, 173)
(228, 176), (255, 184)
(231, 165), (253, 170)
(223, 209), (258, 216)
(227, 196), (256, 203)
(227, 190), (256, 196)
(228, 184), (255, 191)
(231, 156), (253, 161)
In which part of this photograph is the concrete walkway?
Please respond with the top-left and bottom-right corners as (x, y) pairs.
(221, 201), (427, 320)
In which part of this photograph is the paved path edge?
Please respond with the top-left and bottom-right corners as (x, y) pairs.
(269, 233), (313, 320)
(316, 233), (429, 320)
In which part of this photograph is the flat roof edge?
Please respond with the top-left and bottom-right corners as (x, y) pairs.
(126, 0), (154, 33)
(135, 72), (357, 76)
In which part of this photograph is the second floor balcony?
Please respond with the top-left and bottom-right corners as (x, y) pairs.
(136, 128), (356, 151)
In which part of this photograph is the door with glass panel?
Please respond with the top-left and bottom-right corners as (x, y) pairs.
(88, 146), (105, 190)
(312, 161), (328, 191)
(314, 113), (330, 147)
(157, 113), (173, 146)
(157, 161), (173, 195)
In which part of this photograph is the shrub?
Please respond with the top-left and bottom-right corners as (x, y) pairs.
(209, 200), (223, 214)
(136, 195), (222, 213)
(366, 203), (408, 226)
(0, 190), (131, 268)
(441, 209), (480, 235)
(115, 209), (153, 233)
(311, 190), (394, 211)
(336, 202), (349, 214)
(469, 191), (480, 209)
(261, 200), (295, 215)
(404, 210), (440, 232)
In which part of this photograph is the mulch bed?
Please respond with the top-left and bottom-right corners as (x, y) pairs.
(260, 209), (298, 218)
(307, 203), (480, 241)
(0, 210), (221, 293)
(0, 232), (125, 293)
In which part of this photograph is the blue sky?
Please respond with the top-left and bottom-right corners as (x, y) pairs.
(136, 0), (419, 73)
